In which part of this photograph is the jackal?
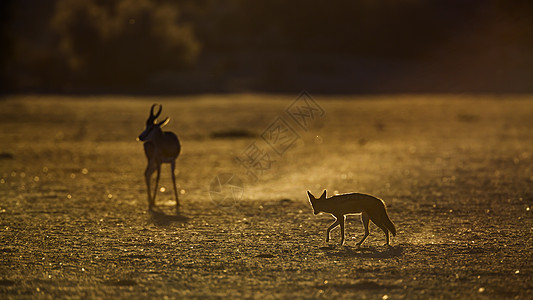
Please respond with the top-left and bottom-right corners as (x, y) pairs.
(308, 190), (396, 246)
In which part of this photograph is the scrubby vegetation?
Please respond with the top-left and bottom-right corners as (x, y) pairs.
(2, 1), (533, 93)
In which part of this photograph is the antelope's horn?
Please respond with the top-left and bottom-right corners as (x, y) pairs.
(150, 104), (157, 117)
(153, 104), (162, 119)
(150, 103), (162, 118)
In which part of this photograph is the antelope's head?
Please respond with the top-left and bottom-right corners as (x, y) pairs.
(137, 104), (170, 142)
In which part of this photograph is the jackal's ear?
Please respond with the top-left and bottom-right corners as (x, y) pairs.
(306, 191), (315, 200)
(320, 190), (327, 199)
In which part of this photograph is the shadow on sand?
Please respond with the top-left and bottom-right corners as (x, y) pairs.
(149, 208), (189, 226)
(315, 279), (401, 291)
(319, 244), (403, 259)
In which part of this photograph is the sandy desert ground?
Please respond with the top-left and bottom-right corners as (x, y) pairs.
(0, 94), (532, 299)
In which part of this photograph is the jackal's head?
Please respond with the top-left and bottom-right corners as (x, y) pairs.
(307, 190), (327, 215)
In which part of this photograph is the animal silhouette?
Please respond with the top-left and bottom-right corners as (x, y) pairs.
(138, 104), (181, 211)
(308, 190), (396, 246)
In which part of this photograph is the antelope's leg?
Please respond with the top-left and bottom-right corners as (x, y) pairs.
(152, 164), (161, 205)
(144, 163), (157, 210)
(171, 161), (179, 208)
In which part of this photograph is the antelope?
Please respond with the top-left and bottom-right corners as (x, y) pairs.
(137, 104), (181, 211)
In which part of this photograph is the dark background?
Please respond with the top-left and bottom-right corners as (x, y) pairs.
(2, 0), (533, 94)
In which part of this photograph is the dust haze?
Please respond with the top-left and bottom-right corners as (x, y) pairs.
(1, 94), (532, 298)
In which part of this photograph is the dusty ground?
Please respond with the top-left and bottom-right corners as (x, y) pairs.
(0, 94), (532, 299)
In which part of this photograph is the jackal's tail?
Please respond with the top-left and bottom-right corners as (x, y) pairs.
(383, 210), (396, 236)
(368, 203), (396, 236)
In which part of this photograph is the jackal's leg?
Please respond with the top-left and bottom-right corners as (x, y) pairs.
(356, 212), (370, 246)
(339, 216), (346, 245)
(374, 220), (390, 246)
(171, 161), (179, 209)
(326, 218), (340, 242)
